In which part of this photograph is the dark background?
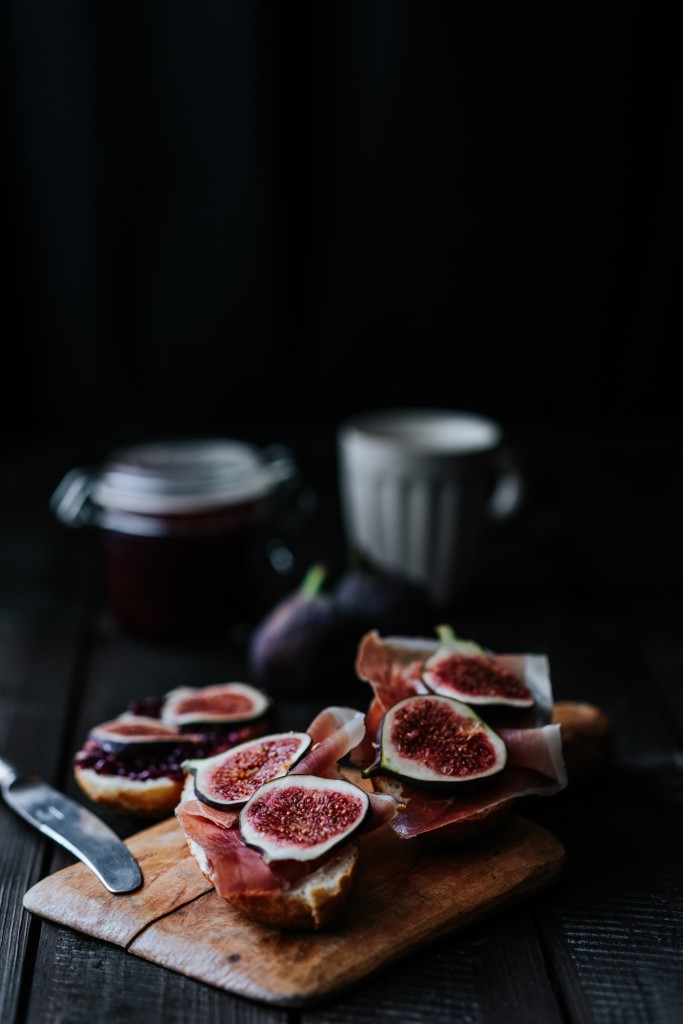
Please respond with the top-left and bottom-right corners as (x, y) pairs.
(1, 1), (681, 629)
(3, 1), (681, 452)
(2, 13), (682, 1019)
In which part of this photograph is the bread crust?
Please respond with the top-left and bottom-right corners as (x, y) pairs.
(74, 765), (182, 817)
(551, 700), (614, 785)
(187, 834), (360, 930)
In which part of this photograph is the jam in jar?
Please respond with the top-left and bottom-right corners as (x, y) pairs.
(51, 438), (301, 637)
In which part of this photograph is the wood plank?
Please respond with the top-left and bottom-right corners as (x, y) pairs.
(23, 818), (212, 947)
(26, 921), (287, 1024)
(0, 608), (86, 1024)
(529, 720), (683, 1022)
(0, 450), (95, 1024)
(300, 908), (563, 1024)
(7, 429), (682, 1022)
(23, 812), (565, 1007)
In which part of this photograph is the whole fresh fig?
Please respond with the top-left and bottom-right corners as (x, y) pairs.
(246, 564), (361, 698)
(332, 555), (436, 637)
(247, 557), (439, 700)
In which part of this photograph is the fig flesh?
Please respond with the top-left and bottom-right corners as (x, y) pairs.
(186, 732), (312, 809)
(89, 716), (194, 755)
(239, 774), (369, 862)
(161, 682), (271, 729)
(422, 625), (535, 710)
(363, 694), (507, 791)
(331, 558), (436, 637)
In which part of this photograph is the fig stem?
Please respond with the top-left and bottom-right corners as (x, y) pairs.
(299, 563), (328, 599)
(435, 624), (485, 656)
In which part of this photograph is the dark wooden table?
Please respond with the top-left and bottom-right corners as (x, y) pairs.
(2, 422), (682, 1023)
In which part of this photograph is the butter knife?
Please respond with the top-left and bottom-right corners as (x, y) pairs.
(0, 755), (142, 894)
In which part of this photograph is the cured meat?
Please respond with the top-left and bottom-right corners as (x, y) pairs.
(372, 723), (566, 838)
(351, 630), (566, 838)
(364, 789), (405, 830)
(355, 631), (554, 728)
(180, 792), (240, 831)
(176, 704), (398, 899)
(356, 633), (432, 712)
(291, 706), (366, 778)
(176, 797), (348, 895)
(350, 633), (432, 768)
(176, 801), (282, 894)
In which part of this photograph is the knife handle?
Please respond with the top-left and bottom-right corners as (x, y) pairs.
(0, 755), (19, 786)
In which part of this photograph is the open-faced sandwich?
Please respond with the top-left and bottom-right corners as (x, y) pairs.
(74, 681), (272, 816)
(175, 705), (400, 930)
(351, 626), (568, 845)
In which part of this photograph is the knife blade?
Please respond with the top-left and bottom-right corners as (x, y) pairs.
(0, 755), (142, 894)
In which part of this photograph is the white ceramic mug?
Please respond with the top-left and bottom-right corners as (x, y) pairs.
(337, 408), (523, 610)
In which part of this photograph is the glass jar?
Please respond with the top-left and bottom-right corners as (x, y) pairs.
(51, 438), (303, 637)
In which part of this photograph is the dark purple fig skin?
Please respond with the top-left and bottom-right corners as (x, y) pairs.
(246, 560), (437, 698)
(247, 565), (360, 698)
(332, 561), (436, 637)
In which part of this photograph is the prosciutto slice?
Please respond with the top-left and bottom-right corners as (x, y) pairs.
(354, 631), (553, 730)
(375, 723), (566, 838)
(291, 706), (366, 778)
(350, 630), (566, 838)
(176, 797), (356, 896)
(175, 704), (399, 897)
(350, 633), (432, 767)
(176, 800), (283, 894)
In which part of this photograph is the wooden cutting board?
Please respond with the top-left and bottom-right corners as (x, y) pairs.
(23, 700), (615, 1006)
(23, 810), (565, 1007)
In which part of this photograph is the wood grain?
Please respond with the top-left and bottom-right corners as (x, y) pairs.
(23, 817), (213, 947)
(0, 606), (86, 1024)
(19, 699), (610, 1009)
(23, 812), (564, 1007)
(4, 430), (683, 1024)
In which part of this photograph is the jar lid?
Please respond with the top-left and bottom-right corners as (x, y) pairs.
(90, 439), (295, 514)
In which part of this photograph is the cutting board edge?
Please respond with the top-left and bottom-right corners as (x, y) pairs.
(277, 857), (568, 1008)
(125, 834), (566, 1009)
(123, 816), (567, 1007)
(22, 882), (215, 950)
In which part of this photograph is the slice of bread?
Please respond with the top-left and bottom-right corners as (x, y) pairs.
(187, 834), (360, 930)
(74, 765), (183, 817)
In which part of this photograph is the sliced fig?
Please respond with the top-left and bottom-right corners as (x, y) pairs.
(239, 774), (369, 862)
(161, 682), (272, 729)
(88, 716), (193, 755)
(363, 694), (507, 790)
(186, 732), (312, 809)
(422, 625), (535, 710)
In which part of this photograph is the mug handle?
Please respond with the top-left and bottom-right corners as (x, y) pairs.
(487, 447), (524, 522)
